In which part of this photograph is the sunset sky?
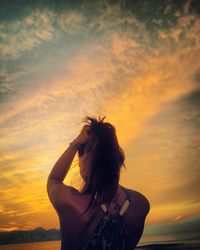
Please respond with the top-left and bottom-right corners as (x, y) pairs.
(0, 0), (200, 233)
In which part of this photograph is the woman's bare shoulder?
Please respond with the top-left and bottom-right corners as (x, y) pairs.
(119, 185), (150, 215)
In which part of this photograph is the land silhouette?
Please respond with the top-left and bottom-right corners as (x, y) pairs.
(0, 227), (60, 244)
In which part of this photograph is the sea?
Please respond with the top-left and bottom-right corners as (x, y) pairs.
(0, 232), (200, 250)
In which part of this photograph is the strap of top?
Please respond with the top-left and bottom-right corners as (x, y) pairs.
(100, 198), (131, 216)
(95, 189), (132, 216)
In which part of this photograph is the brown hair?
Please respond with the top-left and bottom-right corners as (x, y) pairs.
(78, 115), (126, 217)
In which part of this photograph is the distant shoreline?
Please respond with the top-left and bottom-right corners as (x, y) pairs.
(137, 243), (195, 249)
(0, 227), (61, 245)
(0, 241), (200, 250)
(1, 227), (200, 249)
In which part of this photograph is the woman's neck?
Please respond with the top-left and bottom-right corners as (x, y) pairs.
(80, 183), (119, 200)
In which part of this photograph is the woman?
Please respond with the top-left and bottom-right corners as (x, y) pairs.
(47, 116), (150, 250)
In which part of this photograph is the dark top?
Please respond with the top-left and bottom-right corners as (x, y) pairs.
(79, 191), (133, 250)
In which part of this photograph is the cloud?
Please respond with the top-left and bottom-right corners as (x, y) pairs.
(0, 10), (56, 59)
(183, 0), (192, 15)
(121, 89), (200, 224)
(58, 10), (86, 35)
(172, 215), (184, 222)
(144, 216), (200, 234)
(0, 1), (200, 230)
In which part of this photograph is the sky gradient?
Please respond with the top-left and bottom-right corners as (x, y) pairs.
(0, 0), (200, 233)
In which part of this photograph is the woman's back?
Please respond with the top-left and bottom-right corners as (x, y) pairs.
(47, 117), (150, 250)
(57, 185), (150, 250)
(80, 188), (133, 250)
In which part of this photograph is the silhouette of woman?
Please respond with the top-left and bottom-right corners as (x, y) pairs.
(47, 116), (150, 250)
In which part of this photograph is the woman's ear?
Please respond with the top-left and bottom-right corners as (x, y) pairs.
(86, 127), (91, 135)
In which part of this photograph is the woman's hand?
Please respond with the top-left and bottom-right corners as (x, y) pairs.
(72, 125), (91, 145)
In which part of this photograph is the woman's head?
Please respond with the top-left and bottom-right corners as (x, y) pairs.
(78, 115), (126, 216)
